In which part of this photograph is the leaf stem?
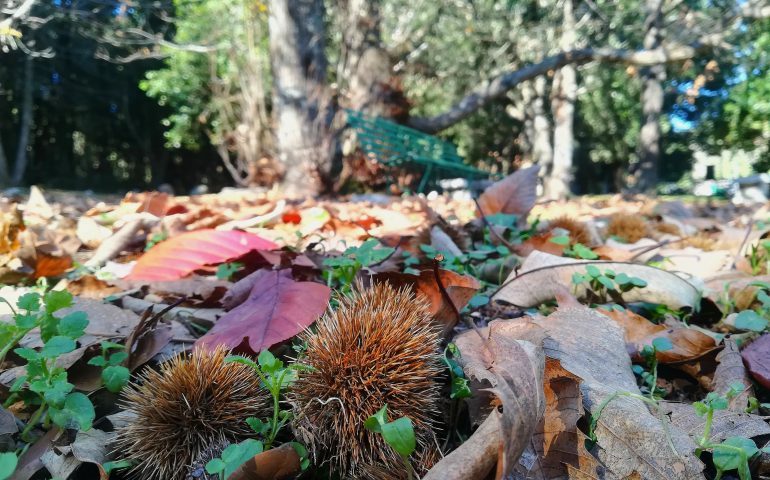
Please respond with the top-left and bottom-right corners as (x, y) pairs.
(20, 401), (47, 442)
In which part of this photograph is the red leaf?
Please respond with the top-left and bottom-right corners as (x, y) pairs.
(742, 333), (770, 389)
(195, 270), (330, 354)
(127, 230), (277, 281)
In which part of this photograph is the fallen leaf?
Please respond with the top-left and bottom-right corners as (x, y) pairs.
(196, 270), (330, 354)
(76, 216), (112, 249)
(649, 248), (732, 280)
(663, 402), (770, 443)
(712, 337), (754, 410)
(599, 308), (719, 363)
(423, 410), (501, 480)
(493, 251), (701, 309)
(516, 358), (605, 479)
(533, 306), (704, 479)
(65, 276), (122, 299)
(41, 449), (79, 480)
(127, 229), (277, 281)
(430, 226), (463, 257)
(454, 319), (545, 477)
(71, 428), (114, 470)
(228, 442), (301, 480)
(33, 253), (72, 279)
(516, 232), (567, 257)
(372, 269), (480, 337)
(477, 165), (540, 220)
(741, 333), (770, 389)
(0, 407), (17, 435)
(10, 427), (61, 480)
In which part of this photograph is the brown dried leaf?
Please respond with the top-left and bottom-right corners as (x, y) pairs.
(533, 306), (704, 479)
(493, 251), (700, 310)
(454, 319), (545, 477)
(423, 410), (501, 480)
(517, 358), (605, 480)
(712, 337), (754, 410)
(372, 269), (480, 337)
(228, 442), (301, 480)
(477, 165), (540, 220)
(599, 308), (719, 364)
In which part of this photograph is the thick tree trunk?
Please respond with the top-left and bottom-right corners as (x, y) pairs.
(521, 77), (553, 172)
(0, 135), (9, 186)
(634, 0), (665, 193)
(341, 0), (390, 114)
(547, 0), (577, 200)
(269, 0), (328, 196)
(11, 55), (33, 186)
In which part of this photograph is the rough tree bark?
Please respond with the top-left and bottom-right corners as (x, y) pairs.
(341, 0), (390, 114)
(634, 0), (665, 193)
(520, 77), (553, 173)
(269, 0), (328, 196)
(547, 0), (577, 200)
(0, 135), (9, 186)
(11, 55), (33, 186)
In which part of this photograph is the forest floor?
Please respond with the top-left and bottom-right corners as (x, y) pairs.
(0, 168), (769, 480)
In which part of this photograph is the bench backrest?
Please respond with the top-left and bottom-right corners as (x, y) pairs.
(346, 109), (464, 165)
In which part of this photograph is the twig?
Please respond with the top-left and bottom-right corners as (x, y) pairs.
(733, 221), (753, 269)
(627, 237), (683, 262)
(473, 198), (517, 252)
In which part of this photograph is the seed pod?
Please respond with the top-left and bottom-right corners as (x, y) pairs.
(114, 347), (270, 480)
(292, 283), (443, 479)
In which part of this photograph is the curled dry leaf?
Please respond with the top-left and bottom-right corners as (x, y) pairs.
(454, 318), (545, 477)
(423, 410), (501, 480)
(598, 308), (719, 364)
(712, 337), (754, 410)
(493, 251), (701, 310)
(477, 165), (540, 221)
(741, 333), (770, 389)
(516, 357), (605, 480)
(372, 269), (480, 337)
(533, 305), (704, 479)
(196, 270), (330, 354)
(227, 442), (301, 480)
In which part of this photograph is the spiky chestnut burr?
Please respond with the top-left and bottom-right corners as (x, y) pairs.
(292, 283), (443, 480)
(114, 347), (270, 480)
(606, 213), (650, 243)
(546, 216), (591, 245)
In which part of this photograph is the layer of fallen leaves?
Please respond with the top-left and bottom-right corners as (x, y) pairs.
(1, 175), (770, 480)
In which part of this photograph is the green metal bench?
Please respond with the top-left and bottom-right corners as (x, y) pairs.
(346, 109), (495, 193)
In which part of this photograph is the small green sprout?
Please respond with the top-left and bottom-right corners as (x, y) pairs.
(364, 405), (417, 480)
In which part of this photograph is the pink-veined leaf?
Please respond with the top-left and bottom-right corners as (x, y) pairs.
(195, 270), (330, 354)
(127, 230), (277, 281)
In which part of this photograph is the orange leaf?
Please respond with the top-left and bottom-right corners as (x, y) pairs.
(477, 165), (540, 219)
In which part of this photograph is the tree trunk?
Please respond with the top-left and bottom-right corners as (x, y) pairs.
(634, 0), (665, 193)
(269, 0), (329, 196)
(521, 77), (553, 172)
(547, 0), (577, 200)
(341, 0), (390, 115)
(11, 55), (34, 186)
(0, 134), (9, 186)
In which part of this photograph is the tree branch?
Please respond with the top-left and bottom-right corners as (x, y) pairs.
(405, 33), (743, 133)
